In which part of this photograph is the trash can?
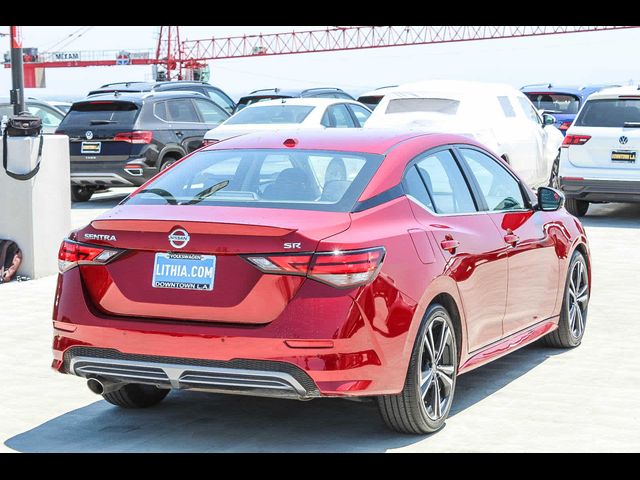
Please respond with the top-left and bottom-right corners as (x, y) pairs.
(0, 113), (70, 278)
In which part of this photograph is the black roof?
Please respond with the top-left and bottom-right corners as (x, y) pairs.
(72, 90), (209, 106)
(98, 80), (211, 90)
(88, 80), (222, 97)
(240, 87), (351, 99)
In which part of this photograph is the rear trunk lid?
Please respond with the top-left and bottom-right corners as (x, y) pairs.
(56, 100), (142, 162)
(76, 205), (351, 324)
(566, 97), (640, 170)
(565, 126), (640, 170)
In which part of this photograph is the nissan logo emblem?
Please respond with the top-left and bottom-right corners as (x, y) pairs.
(85, 130), (94, 140)
(168, 228), (190, 249)
(619, 136), (628, 145)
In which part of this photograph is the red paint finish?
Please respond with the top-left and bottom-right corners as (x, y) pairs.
(459, 320), (557, 373)
(52, 131), (589, 399)
(486, 210), (560, 337)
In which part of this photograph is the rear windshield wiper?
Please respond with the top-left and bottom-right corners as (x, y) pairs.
(623, 122), (640, 128)
(181, 180), (230, 206)
(89, 120), (117, 125)
(136, 188), (178, 205)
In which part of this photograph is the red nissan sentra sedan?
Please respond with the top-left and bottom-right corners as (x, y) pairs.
(52, 129), (590, 434)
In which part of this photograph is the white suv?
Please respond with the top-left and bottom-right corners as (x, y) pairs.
(560, 86), (640, 216)
(364, 80), (564, 188)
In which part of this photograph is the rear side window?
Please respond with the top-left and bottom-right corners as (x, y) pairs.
(27, 104), (63, 127)
(575, 99), (640, 127)
(525, 93), (581, 115)
(497, 96), (516, 118)
(385, 98), (460, 115)
(204, 88), (235, 115)
(403, 166), (435, 211)
(165, 99), (199, 122)
(226, 105), (314, 125)
(349, 104), (372, 126)
(194, 99), (228, 125)
(517, 97), (542, 124)
(125, 149), (383, 212)
(414, 150), (476, 214)
(59, 101), (139, 128)
(323, 104), (356, 128)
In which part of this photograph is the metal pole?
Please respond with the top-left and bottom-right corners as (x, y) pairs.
(10, 26), (25, 115)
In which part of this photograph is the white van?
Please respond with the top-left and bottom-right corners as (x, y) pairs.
(559, 86), (640, 216)
(364, 80), (564, 188)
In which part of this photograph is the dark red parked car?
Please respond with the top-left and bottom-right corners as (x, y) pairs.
(52, 129), (590, 433)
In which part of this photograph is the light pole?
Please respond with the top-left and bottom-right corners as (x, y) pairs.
(9, 26), (25, 115)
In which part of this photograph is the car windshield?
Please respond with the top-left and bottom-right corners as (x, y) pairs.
(225, 105), (315, 125)
(125, 149), (383, 212)
(575, 99), (640, 127)
(524, 93), (580, 114)
(385, 98), (460, 115)
(59, 101), (140, 127)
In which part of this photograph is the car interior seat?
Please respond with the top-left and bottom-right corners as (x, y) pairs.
(262, 167), (316, 201)
(320, 157), (351, 202)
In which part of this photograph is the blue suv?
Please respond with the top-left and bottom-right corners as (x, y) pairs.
(521, 84), (619, 135)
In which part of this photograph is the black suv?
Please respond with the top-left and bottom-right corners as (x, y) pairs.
(87, 80), (236, 116)
(56, 91), (229, 202)
(234, 87), (354, 113)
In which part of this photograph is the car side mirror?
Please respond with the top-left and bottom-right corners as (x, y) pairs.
(537, 187), (565, 211)
(542, 113), (556, 127)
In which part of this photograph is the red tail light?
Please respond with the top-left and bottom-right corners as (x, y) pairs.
(113, 131), (153, 144)
(201, 139), (219, 147)
(58, 239), (122, 273)
(245, 247), (385, 288)
(561, 134), (591, 148)
(559, 121), (572, 131)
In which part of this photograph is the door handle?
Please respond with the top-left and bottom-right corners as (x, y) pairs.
(504, 233), (520, 246)
(440, 236), (460, 254)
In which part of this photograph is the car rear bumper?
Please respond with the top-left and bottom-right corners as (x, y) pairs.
(64, 346), (320, 400)
(52, 270), (417, 398)
(70, 157), (158, 188)
(560, 177), (640, 203)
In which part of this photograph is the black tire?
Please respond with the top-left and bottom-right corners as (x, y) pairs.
(377, 304), (458, 434)
(548, 153), (560, 189)
(543, 250), (589, 348)
(102, 384), (170, 408)
(565, 198), (589, 217)
(70, 186), (94, 202)
(160, 155), (181, 171)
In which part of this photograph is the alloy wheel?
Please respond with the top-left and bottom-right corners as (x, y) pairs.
(419, 316), (456, 421)
(567, 259), (588, 339)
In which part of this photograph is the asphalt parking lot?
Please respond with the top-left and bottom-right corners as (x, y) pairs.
(1, 192), (639, 452)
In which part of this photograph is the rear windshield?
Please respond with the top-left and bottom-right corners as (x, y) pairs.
(575, 99), (640, 127)
(125, 149), (384, 212)
(357, 95), (384, 109)
(385, 98), (460, 115)
(236, 95), (289, 111)
(59, 101), (140, 128)
(226, 105), (314, 125)
(524, 93), (581, 114)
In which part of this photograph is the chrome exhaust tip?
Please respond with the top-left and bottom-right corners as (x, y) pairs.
(87, 377), (125, 395)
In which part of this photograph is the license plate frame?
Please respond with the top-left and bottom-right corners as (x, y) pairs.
(81, 141), (102, 155)
(611, 150), (636, 163)
(152, 252), (216, 291)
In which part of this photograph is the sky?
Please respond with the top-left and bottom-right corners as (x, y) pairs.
(1, 26), (639, 102)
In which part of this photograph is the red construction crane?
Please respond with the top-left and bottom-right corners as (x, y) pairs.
(4, 25), (639, 87)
